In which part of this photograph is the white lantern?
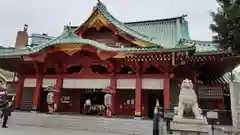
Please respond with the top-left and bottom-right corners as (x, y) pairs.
(46, 92), (55, 104)
(104, 93), (112, 106)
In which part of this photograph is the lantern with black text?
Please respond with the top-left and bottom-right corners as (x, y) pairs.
(104, 93), (112, 117)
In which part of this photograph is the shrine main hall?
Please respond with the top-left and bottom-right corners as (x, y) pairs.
(0, 1), (236, 119)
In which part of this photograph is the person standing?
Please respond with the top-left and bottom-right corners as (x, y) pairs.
(2, 101), (11, 128)
(84, 98), (91, 115)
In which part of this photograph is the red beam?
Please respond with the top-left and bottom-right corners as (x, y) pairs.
(24, 73), (167, 79)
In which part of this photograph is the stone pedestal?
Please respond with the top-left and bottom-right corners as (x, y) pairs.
(171, 118), (209, 135)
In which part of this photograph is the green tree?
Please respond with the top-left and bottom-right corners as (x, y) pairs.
(210, 0), (240, 53)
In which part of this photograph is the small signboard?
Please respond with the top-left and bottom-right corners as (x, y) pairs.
(198, 86), (223, 99)
(85, 89), (101, 93)
(61, 96), (70, 104)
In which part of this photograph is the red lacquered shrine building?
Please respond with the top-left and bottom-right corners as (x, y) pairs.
(0, 1), (238, 120)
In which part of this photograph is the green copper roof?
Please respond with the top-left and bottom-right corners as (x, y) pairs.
(178, 39), (230, 55)
(125, 16), (191, 48)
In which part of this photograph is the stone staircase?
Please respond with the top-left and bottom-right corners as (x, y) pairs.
(9, 112), (168, 135)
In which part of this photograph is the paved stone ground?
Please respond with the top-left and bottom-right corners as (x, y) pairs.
(0, 125), (126, 135)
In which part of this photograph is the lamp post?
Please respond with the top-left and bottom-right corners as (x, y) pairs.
(164, 112), (174, 134)
(153, 99), (164, 135)
(153, 100), (159, 135)
(206, 111), (218, 135)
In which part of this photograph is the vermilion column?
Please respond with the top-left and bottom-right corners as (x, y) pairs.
(55, 77), (63, 111)
(164, 77), (170, 111)
(32, 75), (43, 110)
(110, 78), (116, 115)
(15, 75), (24, 109)
(135, 77), (142, 117)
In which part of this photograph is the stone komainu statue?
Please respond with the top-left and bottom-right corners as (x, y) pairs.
(174, 79), (203, 119)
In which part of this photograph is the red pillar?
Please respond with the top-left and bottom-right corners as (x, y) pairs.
(55, 78), (62, 111)
(110, 78), (116, 115)
(15, 75), (24, 109)
(135, 77), (142, 117)
(55, 64), (64, 111)
(164, 77), (170, 111)
(32, 75), (43, 110)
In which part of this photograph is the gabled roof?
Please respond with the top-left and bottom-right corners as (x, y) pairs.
(75, 1), (159, 47)
(73, 1), (194, 49)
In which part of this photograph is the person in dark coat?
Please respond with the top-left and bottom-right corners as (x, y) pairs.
(2, 101), (11, 128)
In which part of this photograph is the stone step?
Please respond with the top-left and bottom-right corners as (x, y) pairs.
(12, 112), (152, 124)
(11, 113), (154, 128)
(10, 120), (153, 134)
(11, 113), (153, 127)
(10, 112), (168, 135)
(11, 115), (152, 127)
(10, 118), (154, 134)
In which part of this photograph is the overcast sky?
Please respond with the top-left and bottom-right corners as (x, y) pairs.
(0, 0), (218, 47)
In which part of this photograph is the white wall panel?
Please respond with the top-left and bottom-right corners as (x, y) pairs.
(142, 79), (164, 90)
(63, 79), (110, 89)
(42, 79), (57, 88)
(116, 79), (136, 89)
(24, 78), (37, 87)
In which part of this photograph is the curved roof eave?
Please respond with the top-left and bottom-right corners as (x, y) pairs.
(179, 39), (233, 55)
(0, 37), (196, 58)
(30, 37), (195, 53)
